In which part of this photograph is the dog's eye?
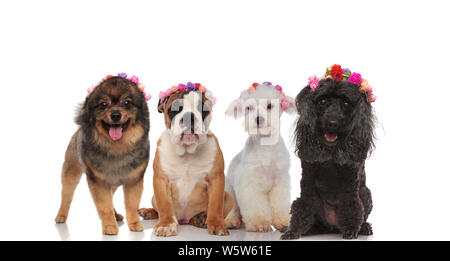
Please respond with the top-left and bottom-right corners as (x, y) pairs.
(170, 105), (183, 112)
(246, 106), (254, 111)
(318, 99), (327, 106)
(267, 104), (273, 110)
(124, 100), (132, 106)
(100, 101), (108, 107)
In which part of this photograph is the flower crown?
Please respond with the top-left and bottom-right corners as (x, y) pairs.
(158, 82), (217, 107)
(308, 64), (376, 103)
(238, 82), (290, 110)
(87, 73), (152, 101)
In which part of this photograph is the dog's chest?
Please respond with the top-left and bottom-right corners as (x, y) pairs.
(158, 132), (217, 218)
(314, 162), (344, 197)
(245, 138), (290, 172)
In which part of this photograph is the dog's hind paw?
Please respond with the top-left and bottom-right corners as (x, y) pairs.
(138, 208), (158, 220)
(359, 222), (373, 235)
(225, 217), (241, 229)
(190, 212), (208, 228)
(342, 230), (359, 239)
(114, 209), (124, 222)
(280, 229), (300, 240)
(279, 226), (289, 233)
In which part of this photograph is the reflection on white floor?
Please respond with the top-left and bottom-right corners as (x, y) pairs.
(54, 219), (372, 241)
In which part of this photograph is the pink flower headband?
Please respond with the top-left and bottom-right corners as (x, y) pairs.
(238, 82), (290, 110)
(308, 64), (376, 103)
(87, 73), (152, 101)
(158, 82), (217, 107)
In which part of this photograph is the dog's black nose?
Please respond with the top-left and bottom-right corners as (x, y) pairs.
(181, 112), (196, 133)
(256, 116), (265, 127)
(111, 111), (122, 122)
(327, 120), (339, 130)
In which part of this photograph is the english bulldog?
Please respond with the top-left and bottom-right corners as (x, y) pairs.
(138, 83), (233, 237)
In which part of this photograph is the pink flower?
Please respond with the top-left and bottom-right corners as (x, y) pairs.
(198, 85), (207, 93)
(275, 85), (282, 92)
(129, 75), (139, 84)
(144, 92), (152, 101)
(178, 84), (186, 92)
(348, 72), (362, 85)
(236, 97), (242, 105)
(308, 75), (319, 91)
(165, 89), (173, 97)
(281, 98), (290, 110)
(159, 91), (167, 100)
(87, 86), (95, 96)
(248, 86), (256, 93)
(369, 95), (377, 103)
(210, 97), (217, 107)
(170, 85), (178, 92)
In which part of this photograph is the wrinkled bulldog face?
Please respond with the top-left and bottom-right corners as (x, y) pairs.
(159, 91), (212, 155)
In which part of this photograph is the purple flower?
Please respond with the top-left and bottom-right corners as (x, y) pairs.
(186, 81), (196, 91)
(118, 72), (127, 78)
(263, 81), (272, 86)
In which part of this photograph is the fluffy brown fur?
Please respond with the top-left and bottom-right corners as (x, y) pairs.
(54, 77), (150, 235)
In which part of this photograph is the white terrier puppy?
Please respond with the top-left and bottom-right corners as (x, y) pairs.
(224, 82), (295, 232)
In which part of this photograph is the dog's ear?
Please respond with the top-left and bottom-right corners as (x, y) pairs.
(225, 98), (243, 119)
(348, 96), (375, 159)
(157, 98), (167, 113)
(282, 96), (296, 115)
(295, 87), (312, 115)
(75, 98), (89, 126)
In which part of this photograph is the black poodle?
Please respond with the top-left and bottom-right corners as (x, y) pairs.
(281, 77), (375, 240)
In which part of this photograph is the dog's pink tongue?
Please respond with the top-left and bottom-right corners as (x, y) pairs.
(109, 126), (123, 141)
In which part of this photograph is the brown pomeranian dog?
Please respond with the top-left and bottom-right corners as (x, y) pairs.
(54, 75), (150, 235)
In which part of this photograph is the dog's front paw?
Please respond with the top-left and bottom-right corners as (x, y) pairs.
(246, 218), (272, 232)
(359, 222), (373, 235)
(55, 215), (67, 223)
(154, 221), (177, 237)
(128, 221), (144, 232)
(102, 224), (119, 235)
(207, 219), (229, 236)
(280, 229), (300, 240)
(342, 230), (359, 239)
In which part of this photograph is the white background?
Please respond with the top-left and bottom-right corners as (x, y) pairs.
(0, 0), (449, 241)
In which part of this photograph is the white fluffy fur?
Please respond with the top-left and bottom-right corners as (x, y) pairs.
(224, 84), (295, 231)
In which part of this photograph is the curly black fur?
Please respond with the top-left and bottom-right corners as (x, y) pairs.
(281, 78), (375, 240)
